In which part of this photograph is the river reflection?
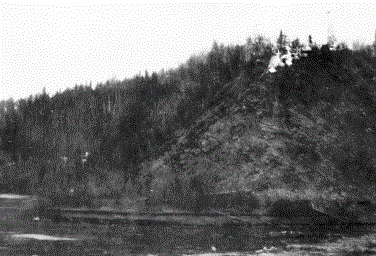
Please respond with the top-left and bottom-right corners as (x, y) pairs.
(3, 219), (376, 255)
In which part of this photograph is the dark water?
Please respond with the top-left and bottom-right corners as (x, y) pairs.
(2, 219), (376, 255)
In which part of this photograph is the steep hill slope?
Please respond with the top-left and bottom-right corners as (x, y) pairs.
(145, 47), (376, 222)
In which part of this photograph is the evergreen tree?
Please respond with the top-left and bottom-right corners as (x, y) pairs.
(277, 30), (288, 49)
(291, 38), (302, 50)
(308, 35), (313, 47)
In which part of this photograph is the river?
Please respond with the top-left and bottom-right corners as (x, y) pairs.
(1, 217), (376, 255)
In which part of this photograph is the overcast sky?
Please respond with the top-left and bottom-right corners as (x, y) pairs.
(1, 2), (375, 102)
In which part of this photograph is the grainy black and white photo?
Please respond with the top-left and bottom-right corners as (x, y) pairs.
(1, 2), (376, 255)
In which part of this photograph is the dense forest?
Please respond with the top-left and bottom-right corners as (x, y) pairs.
(1, 30), (376, 216)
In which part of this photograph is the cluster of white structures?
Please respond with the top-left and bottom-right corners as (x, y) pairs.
(60, 151), (89, 195)
(259, 43), (336, 78)
(60, 151), (89, 167)
(259, 45), (295, 78)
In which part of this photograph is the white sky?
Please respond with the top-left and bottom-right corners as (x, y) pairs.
(1, 2), (375, 102)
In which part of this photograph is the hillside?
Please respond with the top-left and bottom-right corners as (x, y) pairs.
(1, 34), (376, 221)
(144, 45), (376, 221)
